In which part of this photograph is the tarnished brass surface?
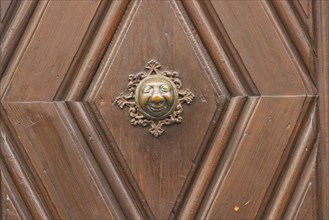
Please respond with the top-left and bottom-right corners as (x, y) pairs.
(135, 75), (178, 120)
(115, 60), (194, 137)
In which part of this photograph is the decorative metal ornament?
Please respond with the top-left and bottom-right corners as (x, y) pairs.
(115, 60), (194, 137)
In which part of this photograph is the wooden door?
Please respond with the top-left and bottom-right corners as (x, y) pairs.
(1, 0), (328, 219)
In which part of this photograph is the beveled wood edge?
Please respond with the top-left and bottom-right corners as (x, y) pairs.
(290, 1), (308, 30)
(271, 0), (315, 69)
(169, 0), (229, 98)
(0, 0), (18, 34)
(284, 141), (318, 219)
(175, 96), (250, 219)
(54, 0), (130, 101)
(256, 95), (317, 218)
(84, 0), (229, 103)
(1, 159), (33, 219)
(316, 0), (329, 218)
(0, 114), (54, 219)
(196, 96), (260, 219)
(182, 0), (259, 97)
(83, 93), (228, 219)
(261, 99), (318, 219)
(53, 102), (126, 219)
(84, 0), (142, 102)
(66, 101), (145, 219)
(260, 0), (317, 96)
(0, 0), (38, 79)
(170, 95), (229, 219)
(0, 0), (49, 100)
(83, 100), (156, 219)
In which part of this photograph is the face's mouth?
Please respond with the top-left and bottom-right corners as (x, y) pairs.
(147, 103), (167, 113)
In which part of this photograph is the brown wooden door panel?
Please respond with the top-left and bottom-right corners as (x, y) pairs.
(1, 0), (328, 219)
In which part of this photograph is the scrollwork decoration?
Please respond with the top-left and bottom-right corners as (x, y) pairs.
(115, 60), (194, 137)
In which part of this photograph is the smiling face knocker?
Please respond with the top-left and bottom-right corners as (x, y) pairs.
(115, 60), (194, 137)
(135, 75), (178, 120)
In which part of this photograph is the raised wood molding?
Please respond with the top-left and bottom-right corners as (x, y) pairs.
(182, 0), (258, 96)
(262, 102), (318, 219)
(0, 0), (326, 219)
(0, 0), (38, 79)
(270, 0), (315, 77)
(316, 0), (329, 219)
(0, 117), (53, 219)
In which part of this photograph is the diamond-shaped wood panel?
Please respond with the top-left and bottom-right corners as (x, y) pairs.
(1, 0), (327, 219)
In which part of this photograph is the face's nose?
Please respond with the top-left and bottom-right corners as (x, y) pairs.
(150, 94), (164, 103)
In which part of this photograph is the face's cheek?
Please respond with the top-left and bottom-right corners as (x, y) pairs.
(139, 92), (151, 110)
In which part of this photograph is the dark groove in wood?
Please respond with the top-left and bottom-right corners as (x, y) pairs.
(53, 0), (109, 100)
(291, 1), (308, 28)
(1, 0), (18, 31)
(197, 96), (260, 219)
(1, 160), (32, 219)
(256, 95), (317, 219)
(271, 0), (315, 80)
(53, 102), (126, 219)
(0, 0), (49, 98)
(169, 96), (228, 219)
(169, 0), (229, 98)
(55, 0), (130, 101)
(0, 0), (38, 79)
(83, 101), (155, 219)
(0, 117), (54, 219)
(316, 0), (329, 218)
(284, 140), (318, 219)
(262, 102), (318, 219)
(182, 0), (259, 97)
(0, 104), (61, 219)
(176, 96), (248, 219)
(66, 101), (144, 219)
(260, 0), (317, 95)
(85, 0), (141, 101)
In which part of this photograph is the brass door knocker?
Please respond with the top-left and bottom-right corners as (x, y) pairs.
(115, 60), (194, 137)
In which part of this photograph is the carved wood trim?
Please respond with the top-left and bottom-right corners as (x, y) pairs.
(260, 0), (317, 95)
(316, 0), (329, 218)
(0, 0), (49, 98)
(67, 102), (146, 219)
(176, 97), (249, 219)
(182, 0), (259, 97)
(0, 116), (54, 219)
(262, 102), (318, 219)
(0, 0), (38, 79)
(55, 0), (130, 101)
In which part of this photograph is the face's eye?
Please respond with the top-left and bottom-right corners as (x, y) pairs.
(142, 85), (153, 94)
(160, 84), (170, 93)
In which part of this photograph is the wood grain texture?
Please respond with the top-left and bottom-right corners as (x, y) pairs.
(1, 160), (32, 220)
(0, 0), (326, 219)
(0, 0), (13, 22)
(316, 0), (329, 218)
(203, 96), (306, 219)
(0, 0), (48, 96)
(2, 102), (125, 219)
(177, 96), (255, 219)
(210, 0), (308, 95)
(0, 0), (38, 79)
(271, 0), (315, 76)
(260, 0), (316, 95)
(182, 0), (258, 96)
(262, 102), (318, 219)
(67, 102), (145, 219)
(85, 0), (227, 218)
(1, 117), (53, 219)
(284, 144), (318, 219)
(3, 0), (101, 101)
(55, 0), (130, 101)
